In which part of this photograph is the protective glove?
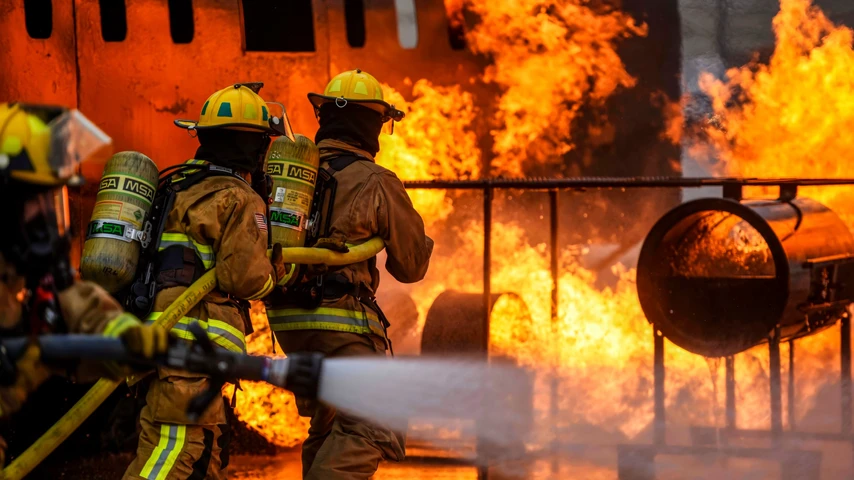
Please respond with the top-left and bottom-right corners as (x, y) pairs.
(120, 323), (170, 359)
(314, 237), (349, 253)
(270, 243), (297, 288)
(0, 343), (51, 418)
(301, 237), (349, 279)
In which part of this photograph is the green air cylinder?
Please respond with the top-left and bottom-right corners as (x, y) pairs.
(266, 134), (320, 249)
(81, 151), (158, 293)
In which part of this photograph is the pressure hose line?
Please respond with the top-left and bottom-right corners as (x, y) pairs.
(1, 239), (382, 480)
(3, 268), (218, 480)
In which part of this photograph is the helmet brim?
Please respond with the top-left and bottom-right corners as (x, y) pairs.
(307, 93), (404, 122)
(174, 119), (278, 134)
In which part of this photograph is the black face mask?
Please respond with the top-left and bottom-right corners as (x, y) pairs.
(194, 129), (270, 173)
(315, 103), (384, 156)
(0, 185), (74, 292)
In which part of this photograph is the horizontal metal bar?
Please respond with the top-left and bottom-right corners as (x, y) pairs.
(402, 177), (854, 190)
(691, 425), (854, 444)
(803, 253), (854, 266)
(619, 443), (822, 461)
(723, 427), (854, 443)
(403, 455), (479, 466)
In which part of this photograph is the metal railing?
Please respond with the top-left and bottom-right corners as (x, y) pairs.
(401, 176), (854, 479)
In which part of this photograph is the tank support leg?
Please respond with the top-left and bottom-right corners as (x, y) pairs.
(769, 327), (783, 446)
(787, 341), (796, 431)
(842, 314), (851, 435)
(477, 187), (493, 480)
(549, 189), (560, 475)
(726, 355), (736, 434)
(654, 330), (666, 446)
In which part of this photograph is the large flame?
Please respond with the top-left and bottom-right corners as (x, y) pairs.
(377, 80), (481, 226)
(699, 0), (854, 222)
(232, 0), (853, 452)
(466, 0), (645, 175)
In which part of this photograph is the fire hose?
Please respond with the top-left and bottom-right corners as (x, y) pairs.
(2, 329), (323, 417)
(2, 238), (384, 480)
(1, 329), (322, 480)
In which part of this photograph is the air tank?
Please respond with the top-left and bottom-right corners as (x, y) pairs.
(265, 133), (320, 248)
(81, 151), (159, 293)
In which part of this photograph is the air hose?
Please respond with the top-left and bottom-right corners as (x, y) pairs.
(280, 237), (385, 265)
(3, 269), (218, 480)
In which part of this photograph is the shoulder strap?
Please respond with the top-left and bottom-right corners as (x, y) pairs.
(325, 155), (365, 174)
(165, 163), (248, 192)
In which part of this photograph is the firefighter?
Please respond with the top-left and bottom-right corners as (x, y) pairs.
(123, 84), (295, 480)
(0, 103), (170, 463)
(269, 69), (434, 479)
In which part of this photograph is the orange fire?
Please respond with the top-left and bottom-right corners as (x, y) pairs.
(465, 0), (645, 175)
(226, 303), (310, 448)
(699, 0), (854, 221)
(231, 0), (853, 452)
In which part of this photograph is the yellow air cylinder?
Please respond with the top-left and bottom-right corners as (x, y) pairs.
(81, 151), (158, 293)
(266, 134), (320, 248)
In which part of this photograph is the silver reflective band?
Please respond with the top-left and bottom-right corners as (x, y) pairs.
(208, 165), (234, 174)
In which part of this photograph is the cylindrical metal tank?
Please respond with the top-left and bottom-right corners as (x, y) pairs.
(637, 197), (854, 357)
(418, 290), (534, 463)
(421, 291), (532, 357)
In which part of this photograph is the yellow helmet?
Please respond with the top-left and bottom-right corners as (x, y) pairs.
(0, 103), (112, 187)
(308, 69), (405, 124)
(175, 83), (294, 139)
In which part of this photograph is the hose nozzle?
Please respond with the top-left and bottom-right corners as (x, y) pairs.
(269, 352), (324, 399)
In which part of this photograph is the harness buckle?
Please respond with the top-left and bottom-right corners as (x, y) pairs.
(139, 221), (153, 249)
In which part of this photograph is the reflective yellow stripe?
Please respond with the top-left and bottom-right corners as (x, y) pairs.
(147, 313), (245, 353)
(140, 424), (186, 479)
(158, 425), (186, 480)
(267, 307), (379, 321)
(267, 307), (380, 322)
(158, 233), (215, 269)
(246, 274), (275, 300)
(266, 307), (385, 337)
(103, 313), (139, 338)
(277, 264), (297, 287)
(269, 321), (379, 336)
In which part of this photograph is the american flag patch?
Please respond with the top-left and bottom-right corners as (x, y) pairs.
(255, 212), (268, 232)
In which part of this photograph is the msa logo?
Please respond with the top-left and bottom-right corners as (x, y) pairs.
(267, 162), (284, 176)
(270, 209), (302, 228)
(89, 221), (125, 237)
(286, 165), (316, 184)
(99, 176), (120, 192)
(123, 178), (155, 203)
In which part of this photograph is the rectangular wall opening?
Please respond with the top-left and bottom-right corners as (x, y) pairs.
(242, 1), (315, 52)
(168, 0), (194, 44)
(444, 0), (466, 50)
(24, 0), (53, 39)
(99, 0), (128, 42)
(344, 0), (366, 48)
